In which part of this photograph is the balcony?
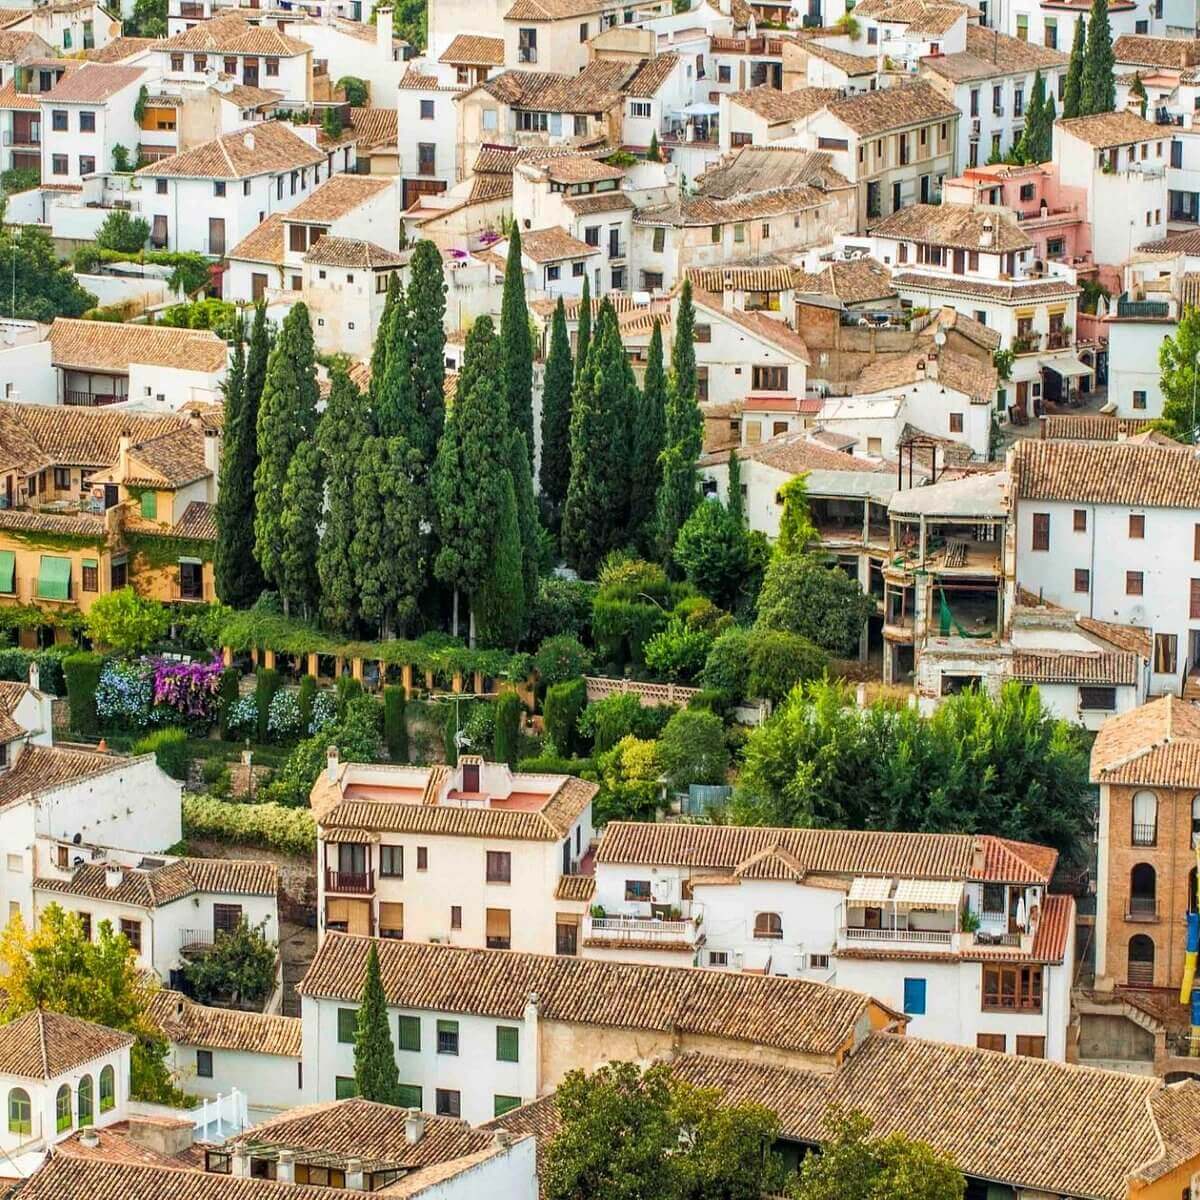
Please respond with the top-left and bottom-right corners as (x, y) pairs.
(175, 1), (206, 13)
(838, 925), (954, 948)
(1012, 331), (1042, 355)
(325, 868), (374, 894)
(3, 129), (39, 147)
(1131, 824), (1157, 847)
(172, 582), (208, 603)
(1116, 296), (1170, 319)
(180, 928), (216, 952)
(584, 915), (699, 946)
(1125, 896), (1158, 921)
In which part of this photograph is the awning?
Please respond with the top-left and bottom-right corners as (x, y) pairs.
(893, 879), (964, 909)
(681, 100), (719, 116)
(848, 877), (893, 904)
(0, 551), (15, 595)
(36, 555), (71, 601)
(1045, 356), (1091, 379)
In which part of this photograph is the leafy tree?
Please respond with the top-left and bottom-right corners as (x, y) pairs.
(575, 275), (592, 386)
(493, 689), (521, 765)
(1063, 15), (1085, 117)
(658, 706), (728, 791)
(0, 167), (38, 194)
(336, 76), (368, 106)
(643, 618), (714, 682)
(1130, 70), (1147, 117)
(673, 498), (752, 610)
(112, 143), (132, 173)
(530, 577), (597, 644)
(159, 297), (238, 338)
(700, 625), (752, 704)
(1158, 298), (1200, 441)
(406, 240), (447, 467)
(245, 295), (271, 411)
(353, 943), (400, 1104)
(628, 319), (667, 549)
(790, 1108), (965, 1200)
(85, 588), (168, 654)
(264, 695), (381, 807)
(95, 209), (149, 254)
(727, 447), (744, 525)
(747, 628), (829, 705)
(474, 471), (525, 648)
(216, 328), (261, 607)
(594, 734), (663, 824)
(756, 556), (874, 657)
(124, 0), (165, 37)
(535, 634), (593, 686)
(0, 223), (95, 321)
(500, 225), (535, 461)
(255, 303), (319, 610)
(278, 439), (324, 620)
(180, 919), (275, 1006)
(0, 906), (179, 1103)
(1080, 0), (1115, 115)
(321, 106), (344, 139)
(540, 297), (574, 519)
(317, 366), (370, 631)
(777, 473), (818, 556)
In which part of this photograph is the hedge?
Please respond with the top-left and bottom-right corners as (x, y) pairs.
(543, 677), (586, 757)
(0, 645), (71, 695)
(494, 691), (520, 767)
(383, 686), (407, 762)
(64, 652), (103, 735)
(335, 675), (362, 718)
(182, 795), (316, 856)
(298, 674), (317, 735)
(255, 668), (280, 745)
(217, 667), (240, 740)
(132, 726), (189, 780)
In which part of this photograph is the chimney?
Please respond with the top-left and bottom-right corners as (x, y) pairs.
(27, 660), (38, 692)
(78, 1129), (100, 1148)
(174, 995), (185, 1019)
(118, 429), (132, 474)
(345, 1158), (364, 1190)
(404, 1108), (425, 1145)
(104, 863), (123, 889)
(326, 745), (339, 782)
(970, 838), (987, 875)
(127, 1115), (194, 1159)
(979, 215), (994, 249)
(493, 1129), (513, 1149)
(232, 1148), (250, 1178)
(375, 4), (393, 54)
(203, 427), (220, 502)
(277, 1150), (295, 1184)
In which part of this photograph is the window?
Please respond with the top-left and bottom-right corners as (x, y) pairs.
(949, 412), (964, 433)
(120, 918), (141, 952)
(380, 845), (403, 878)
(695, 324), (711, 343)
(78, 156), (95, 176)
(1072, 509), (1086, 532)
(420, 99), (434, 120)
(903, 978), (926, 1015)
(629, 100), (650, 119)
(214, 180), (226, 198)
(518, 27), (537, 62)
(196, 1049), (213, 1078)
(79, 110), (95, 133)
(335, 1076), (357, 1100)
(982, 964), (1043, 1012)
(1129, 513), (1145, 538)
(99, 1066), (114, 1112)
(546, 265), (560, 282)
(1130, 862), (1158, 918)
(111, 559), (127, 589)
(436, 1089), (461, 1118)
(1127, 571), (1144, 596)
(496, 1025), (519, 1062)
(486, 850), (511, 883)
(1133, 389), (1147, 410)
(709, 950), (729, 966)
(751, 365), (787, 391)
(437, 1019), (459, 1055)
(450, 905), (462, 929)
(214, 903), (242, 935)
(265, 57), (279, 76)
(981, 883), (1006, 916)
(418, 143), (435, 175)
(754, 912), (783, 939)
(1015, 1035), (1045, 1058)
(624, 879), (651, 901)
(170, 53), (183, 70)
(1032, 512), (1049, 550)
(56, 1084), (71, 1133)
(573, 262), (585, 277)
(51, 154), (67, 175)
(51, 109), (67, 131)
(1080, 686), (1117, 711)
(8, 1087), (30, 1135)
(579, 20), (588, 39)
(156, 178), (168, 195)
(417, 847), (428, 870)
(810, 953), (830, 969)
(1132, 790), (1158, 846)
(733, 223), (745, 244)
(976, 1033), (1005, 1052)
(337, 1007), (357, 1043)
(1074, 568), (1089, 593)
(140, 490), (157, 520)
(495, 1094), (521, 1117)
(867, 24), (877, 42)
(398, 1014), (420, 1052)
(1155, 633), (1178, 674)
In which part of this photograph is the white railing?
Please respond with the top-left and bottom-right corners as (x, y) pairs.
(839, 926), (954, 945)
(195, 1088), (248, 1140)
(586, 916), (696, 944)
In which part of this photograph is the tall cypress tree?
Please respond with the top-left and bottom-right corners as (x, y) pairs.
(1080, 0), (1115, 115)
(575, 276), (592, 386)
(279, 439), (323, 620)
(727, 446), (744, 526)
(671, 280), (697, 410)
(500, 225), (534, 463)
(369, 272), (400, 391)
(1063, 16), (1085, 118)
(374, 278), (414, 439)
(353, 944), (400, 1104)
(474, 471), (525, 649)
(508, 429), (539, 641)
(406, 240), (447, 468)
(254, 302), (319, 608)
(245, 299), (270, 418)
(628, 318), (667, 550)
(539, 297), (573, 516)
(1017, 70), (1046, 163)
(317, 366), (370, 632)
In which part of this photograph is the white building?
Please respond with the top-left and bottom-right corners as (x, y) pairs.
(291, 8), (407, 103)
(1002, 0), (1141, 55)
(589, 821), (1075, 1060)
(303, 237), (408, 357)
(485, 226), (600, 300)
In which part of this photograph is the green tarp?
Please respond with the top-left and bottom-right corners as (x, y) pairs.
(37, 555), (71, 601)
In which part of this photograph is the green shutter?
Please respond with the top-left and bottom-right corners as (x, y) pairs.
(0, 551), (14, 595)
(496, 1026), (519, 1063)
(494, 1095), (521, 1118)
(396, 1084), (422, 1109)
(336, 1007), (357, 1043)
(334, 1076), (357, 1100)
(37, 555), (71, 601)
(397, 1014), (421, 1052)
(140, 490), (157, 520)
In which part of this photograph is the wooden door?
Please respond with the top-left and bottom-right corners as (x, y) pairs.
(208, 218), (225, 256)
(251, 272), (267, 301)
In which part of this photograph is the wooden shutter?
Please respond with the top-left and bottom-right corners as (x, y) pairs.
(1191, 579), (1200, 620)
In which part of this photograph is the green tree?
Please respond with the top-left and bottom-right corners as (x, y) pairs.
(95, 210), (149, 254)
(673, 498), (751, 610)
(670, 278), (697, 408)
(180, 919), (275, 1006)
(336, 76), (368, 106)
(124, 0), (165, 36)
(245, 297), (271, 413)
(406, 239), (447, 467)
(535, 634), (593, 685)
(352, 943), (400, 1104)
(473, 470), (525, 647)
(372, 276), (413, 439)
(647, 131), (662, 162)
(1130, 70), (1148, 117)
(1159, 306), (1200, 441)
(0, 223), (94, 321)
(1080, 0), (1115, 115)
(657, 706), (729, 791)
(756, 555), (874, 657)
(369, 272), (400, 392)
(643, 618), (713, 682)
(575, 276), (592, 386)
(508, 430), (541, 635)
(727, 447), (744, 526)
(493, 689), (521, 765)
(777, 473), (818, 556)
(1063, 16), (1085, 117)
(85, 588), (168, 655)
(1016, 70), (1048, 162)
(278, 439), (323, 620)
(500, 225), (535, 462)
(628, 319), (667, 549)
(700, 625), (752, 704)
(540, 297), (574, 518)
(317, 365), (370, 631)
(790, 1108), (965, 1200)
(746, 628), (829, 704)
(255, 302), (319, 609)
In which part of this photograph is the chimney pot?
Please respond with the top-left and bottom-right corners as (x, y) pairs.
(79, 1129), (99, 1148)
(104, 863), (122, 889)
(405, 1108), (425, 1145)
(494, 1129), (513, 1149)
(326, 745), (339, 782)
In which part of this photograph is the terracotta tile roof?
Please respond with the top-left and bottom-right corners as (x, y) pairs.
(852, 345), (997, 405)
(893, 270), (1078, 302)
(1056, 109), (1162, 147)
(348, 106), (397, 152)
(477, 60), (635, 112)
(825, 81), (958, 135)
(298, 935), (882, 1057)
(469, 172), (514, 203)
(55, 1124), (204, 1169)
(398, 67), (447, 89)
(792, 257), (896, 304)
(36, 857), (276, 908)
(1039, 413), (1149, 440)
(228, 211), (285, 264)
(285, 172), (391, 222)
(685, 264), (794, 292)
(518, 226), (599, 263)
(622, 52), (680, 98)
(871, 201), (1032, 253)
(45, 63), (143, 103)
(693, 291), (809, 361)
(439, 33), (504, 65)
(157, 13), (310, 56)
(0, 507), (106, 539)
(221, 82), (284, 109)
(699, 146), (849, 195)
(0, 30), (49, 59)
(0, 1010), (133, 1079)
(1011, 649), (1139, 686)
(123, 426), (209, 488)
(504, 0), (624, 18)
(1091, 695), (1200, 787)
(792, 40), (876, 74)
(170, 500), (218, 541)
(855, 0), (968, 32)
(1011, 438), (1200, 507)
(147, 991), (300, 1057)
(699, 433), (891, 474)
(1138, 227), (1200, 254)
(0, 745), (151, 811)
(538, 156), (624, 183)
(921, 24), (1067, 80)
(553, 874), (595, 901)
(77, 34), (152, 62)
(1031, 892), (1073, 961)
(303, 236), (406, 269)
(1077, 615), (1153, 658)
(925, 305), (1002, 350)
(135, 120), (324, 180)
(595, 822), (1056, 883)
(1113, 33), (1200, 67)
(49, 317), (227, 373)
(0, 77), (38, 109)
(563, 191), (634, 215)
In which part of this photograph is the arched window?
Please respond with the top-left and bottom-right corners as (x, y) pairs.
(1128, 933), (1156, 987)
(54, 1083), (71, 1134)
(77, 1074), (93, 1128)
(753, 912), (783, 939)
(98, 1065), (115, 1113)
(7, 1088), (30, 1136)
(1132, 791), (1158, 846)
(1129, 863), (1157, 918)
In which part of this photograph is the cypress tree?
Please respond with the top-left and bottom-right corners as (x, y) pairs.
(1017, 70), (1046, 163)
(406, 240), (447, 467)
(539, 297), (573, 515)
(628, 318), (667, 550)
(647, 131), (661, 162)
(500, 225), (534, 462)
(1130, 70), (1147, 117)
(254, 302), (319, 608)
(369, 272), (400, 391)
(374, 278), (414, 439)
(671, 279), (697, 410)
(474, 471), (525, 648)
(317, 366), (370, 632)
(1043, 93), (1057, 150)
(1080, 0), (1115, 115)
(279, 439), (323, 620)
(727, 446), (744, 526)
(575, 275), (592, 385)
(245, 299), (270, 416)
(353, 435), (426, 638)
(508, 429), (539, 641)
(1063, 16), (1085, 118)
(214, 324), (264, 607)
(353, 944), (400, 1104)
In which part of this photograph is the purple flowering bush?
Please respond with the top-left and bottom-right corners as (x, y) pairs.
(96, 656), (224, 732)
(152, 657), (223, 729)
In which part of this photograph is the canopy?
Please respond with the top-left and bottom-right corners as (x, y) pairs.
(0, 551), (15, 595)
(848, 877), (893, 904)
(36, 555), (71, 602)
(1045, 356), (1091, 379)
(893, 879), (964, 909)
(681, 100), (719, 116)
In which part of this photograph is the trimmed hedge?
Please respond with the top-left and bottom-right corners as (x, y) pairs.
(543, 677), (586, 757)
(383, 686), (407, 762)
(255, 668), (280, 745)
(298, 674), (317, 735)
(132, 726), (189, 780)
(494, 691), (520, 767)
(64, 651), (103, 736)
(217, 667), (240, 739)
(335, 675), (362, 718)
(182, 795), (316, 856)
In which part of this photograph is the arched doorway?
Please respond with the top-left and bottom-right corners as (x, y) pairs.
(1128, 934), (1155, 987)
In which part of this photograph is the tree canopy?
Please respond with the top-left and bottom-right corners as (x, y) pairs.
(1080, 0), (1115, 115)
(1157, 305), (1200, 441)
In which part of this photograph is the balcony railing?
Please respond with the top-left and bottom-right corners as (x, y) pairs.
(175, 1), (206, 14)
(325, 868), (374, 894)
(585, 915), (697, 945)
(973, 930), (1021, 947)
(1012, 332), (1042, 355)
(1131, 823), (1157, 847)
(840, 925), (954, 945)
(172, 582), (208, 602)
(1126, 896), (1158, 920)
(1046, 330), (1070, 350)
(1116, 297), (1169, 319)
(3, 129), (39, 146)
(180, 928), (216, 951)
(486, 936), (511, 949)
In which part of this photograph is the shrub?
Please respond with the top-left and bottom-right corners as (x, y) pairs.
(182, 795), (316, 856)
(255, 668), (280, 743)
(643, 619), (714, 683)
(95, 659), (155, 730)
(336, 75), (368, 105)
(700, 627), (752, 705)
(529, 577), (596, 644)
(755, 555), (875, 658)
(534, 635), (593, 688)
(383, 686), (407, 762)
(32, 646), (71, 696)
(225, 694), (257, 739)
(461, 700), (494, 754)
(64, 652), (104, 736)
(336, 675), (363, 717)
(86, 589), (169, 655)
(181, 918), (275, 1006)
(151, 657), (223, 729)
(95, 209), (150, 255)
(267, 688), (302, 739)
(73, 244), (101, 273)
(746, 629), (829, 705)
(132, 726), (189, 780)
(297, 674), (316, 735)
(594, 735), (661, 825)
(217, 667), (240, 739)
(1, 167), (39, 194)
(657, 707), (729, 792)
(543, 677), (586, 757)
(518, 751), (594, 775)
(309, 689), (336, 734)
(494, 690), (521, 766)
(263, 695), (381, 807)
(674, 595), (733, 636)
